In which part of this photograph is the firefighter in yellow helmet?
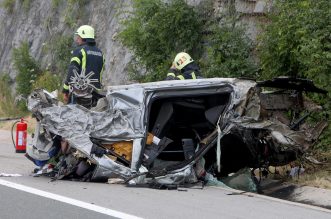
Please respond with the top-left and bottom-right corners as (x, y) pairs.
(62, 25), (105, 108)
(165, 52), (202, 80)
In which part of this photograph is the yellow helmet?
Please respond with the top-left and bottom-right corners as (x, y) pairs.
(173, 52), (194, 70)
(75, 25), (95, 42)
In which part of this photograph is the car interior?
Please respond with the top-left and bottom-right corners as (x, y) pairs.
(147, 92), (231, 169)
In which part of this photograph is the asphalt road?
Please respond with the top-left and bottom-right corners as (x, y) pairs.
(0, 186), (113, 219)
(1, 130), (331, 219)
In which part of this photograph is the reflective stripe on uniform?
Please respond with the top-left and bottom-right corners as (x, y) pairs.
(70, 57), (81, 65)
(63, 84), (69, 90)
(81, 48), (87, 70)
(167, 72), (176, 77)
(177, 75), (185, 80)
(191, 72), (197, 79)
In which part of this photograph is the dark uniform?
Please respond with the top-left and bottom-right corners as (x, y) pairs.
(63, 43), (105, 107)
(165, 62), (202, 80)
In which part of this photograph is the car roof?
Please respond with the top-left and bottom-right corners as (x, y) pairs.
(105, 78), (256, 93)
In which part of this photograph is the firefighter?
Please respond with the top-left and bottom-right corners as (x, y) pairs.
(165, 52), (202, 80)
(62, 25), (105, 108)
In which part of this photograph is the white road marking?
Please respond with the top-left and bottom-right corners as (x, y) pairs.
(0, 179), (143, 219)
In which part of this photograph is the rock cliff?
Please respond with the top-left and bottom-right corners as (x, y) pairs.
(0, 0), (270, 86)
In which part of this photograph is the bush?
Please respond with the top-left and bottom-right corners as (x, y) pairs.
(259, 0), (331, 150)
(119, 0), (257, 81)
(13, 42), (41, 96)
(259, 0), (331, 81)
(201, 0), (257, 78)
(203, 23), (257, 78)
(119, 0), (204, 82)
(1, 0), (15, 13)
(32, 71), (62, 92)
(51, 35), (73, 75)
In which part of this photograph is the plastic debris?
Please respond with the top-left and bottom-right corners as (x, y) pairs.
(222, 168), (258, 193)
(289, 166), (305, 178)
(0, 173), (22, 177)
(108, 178), (125, 184)
(205, 173), (230, 188)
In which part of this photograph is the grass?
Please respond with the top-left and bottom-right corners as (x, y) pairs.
(262, 150), (331, 190)
(0, 77), (22, 118)
(290, 151), (331, 189)
(0, 74), (30, 130)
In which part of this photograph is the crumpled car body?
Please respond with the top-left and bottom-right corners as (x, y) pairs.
(26, 77), (327, 185)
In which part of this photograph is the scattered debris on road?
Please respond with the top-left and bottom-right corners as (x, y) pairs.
(0, 173), (22, 177)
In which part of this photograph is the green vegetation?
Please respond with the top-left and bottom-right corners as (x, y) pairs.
(10, 41), (64, 113)
(12, 42), (41, 112)
(258, 0), (331, 150)
(1, 0), (34, 13)
(61, 0), (77, 27)
(120, 0), (330, 152)
(21, 0), (31, 11)
(12, 42), (41, 96)
(0, 74), (22, 117)
(1, 0), (32, 13)
(32, 71), (62, 92)
(0, 0), (87, 118)
(13, 40), (67, 91)
(119, 0), (204, 82)
(64, 10), (76, 28)
(203, 25), (257, 78)
(119, 0), (256, 82)
(291, 150), (331, 189)
(1, 0), (329, 150)
(51, 0), (61, 8)
(1, 0), (15, 13)
(259, 0), (331, 81)
(63, 0), (88, 28)
(202, 0), (257, 78)
(51, 35), (73, 74)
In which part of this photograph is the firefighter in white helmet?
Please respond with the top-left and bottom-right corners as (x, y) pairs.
(165, 52), (202, 80)
(62, 25), (105, 108)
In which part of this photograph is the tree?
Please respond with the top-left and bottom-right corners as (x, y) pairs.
(259, 0), (331, 84)
(203, 24), (257, 78)
(259, 0), (331, 149)
(119, 0), (203, 82)
(13, 42), (41, 96)
(119, 0), (257, 81)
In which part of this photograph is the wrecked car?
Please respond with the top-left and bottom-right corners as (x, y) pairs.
(26, 77), (327, 189)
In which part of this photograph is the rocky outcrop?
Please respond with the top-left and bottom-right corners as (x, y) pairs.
(0, 0), (134, 85)
(0, 0), (270, 86)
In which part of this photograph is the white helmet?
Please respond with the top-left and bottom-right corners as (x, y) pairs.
(173, 52), (194, 70)
(75, 25), (95, 42)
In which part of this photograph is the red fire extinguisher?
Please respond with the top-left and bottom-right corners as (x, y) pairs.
(15, 118), (27, 153)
